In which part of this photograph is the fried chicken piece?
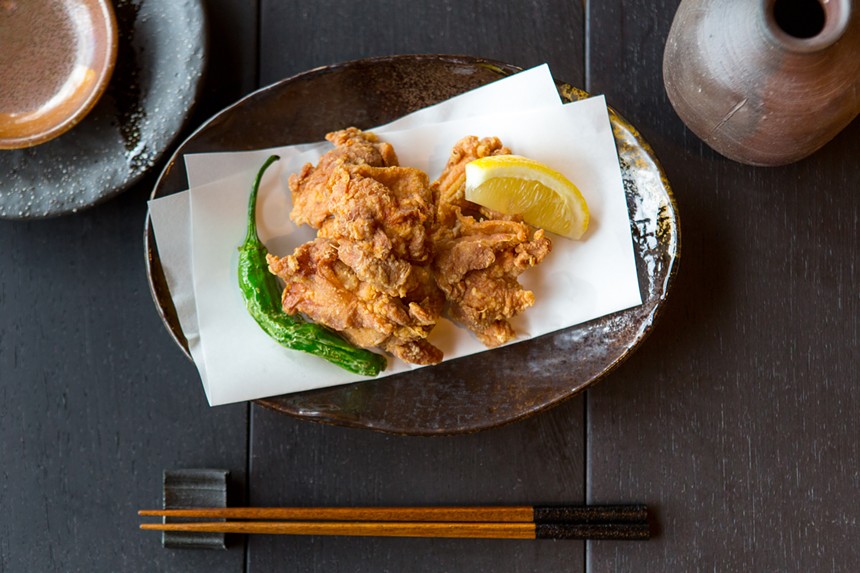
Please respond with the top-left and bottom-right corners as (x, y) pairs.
(277, 128), (445, 365)
(323, 164), (434, 261)
(291, 128), (437, 298)
(433, 214), (551, 347)
(433, 135), (512, 229)
(431, 136), (552, 347)
(289, 128), (399, 228)
(318, 163), (435, 297)
(272, 129), (551, 362)
(267, 239), (444, 365)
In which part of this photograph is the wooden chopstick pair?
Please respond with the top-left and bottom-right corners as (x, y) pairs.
(139, 504), (650, 540)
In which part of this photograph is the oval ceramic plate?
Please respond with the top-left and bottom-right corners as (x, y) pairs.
(0, 0), (205, 219)
(145, 55), (680, 435)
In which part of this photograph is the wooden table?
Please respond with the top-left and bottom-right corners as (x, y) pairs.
(2, 0), (858, 570)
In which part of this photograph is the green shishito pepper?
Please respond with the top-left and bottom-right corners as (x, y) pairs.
(237, 155), (386, 376)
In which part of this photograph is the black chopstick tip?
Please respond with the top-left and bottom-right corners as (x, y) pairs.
(535, 522), (651, 541)
(532, 504), (649, 524)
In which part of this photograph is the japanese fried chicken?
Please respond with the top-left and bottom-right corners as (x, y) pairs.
(267, 128), (551, 365)
(267, 238), (444, 366)
(269, 128), (444, 365)
(289, 127), (399, 228)
(431, 136), (552, 347)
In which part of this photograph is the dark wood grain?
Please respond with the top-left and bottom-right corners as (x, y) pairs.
(0, 0), (256, 571)
(0, 191), (247, 572)
(9, 0), (858, 570)
(587, 0), (860, 570)
(258, 0), (583, 88)
(248, 402), (585, 571)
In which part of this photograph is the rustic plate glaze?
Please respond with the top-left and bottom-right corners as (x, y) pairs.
(145, 55), (680, 435)
(0, 0), (205, 219)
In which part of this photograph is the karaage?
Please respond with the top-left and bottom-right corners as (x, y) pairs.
(431, 136), (552, 347)
(272, 128), (444, 365)
(269, 129), (552, 364)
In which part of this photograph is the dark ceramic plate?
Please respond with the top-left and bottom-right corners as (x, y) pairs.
(0, 0), (205, 219)
(145, 55), (681, 435)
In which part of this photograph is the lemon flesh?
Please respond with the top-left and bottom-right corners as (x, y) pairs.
(464, 155), (589, 240)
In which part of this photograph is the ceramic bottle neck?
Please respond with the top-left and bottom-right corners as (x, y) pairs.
(761, 0), (852, 53)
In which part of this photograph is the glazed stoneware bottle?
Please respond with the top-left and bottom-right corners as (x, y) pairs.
(663, 0), (860, 166)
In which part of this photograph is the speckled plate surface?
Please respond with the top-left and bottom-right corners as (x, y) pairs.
(0, 0), (205, 219)
(145, 55), (680, 435)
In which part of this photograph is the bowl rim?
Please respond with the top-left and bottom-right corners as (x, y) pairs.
(0, 0), (118, 150)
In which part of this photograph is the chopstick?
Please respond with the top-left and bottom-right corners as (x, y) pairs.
(140, 520), (649, 540)
(138, 504), (648, 524)
(138, 505), (650, 540)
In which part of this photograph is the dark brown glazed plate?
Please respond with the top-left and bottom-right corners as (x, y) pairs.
(145, 54), (680, 435)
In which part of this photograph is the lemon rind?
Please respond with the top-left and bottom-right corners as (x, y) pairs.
(464, 155), (589, 240)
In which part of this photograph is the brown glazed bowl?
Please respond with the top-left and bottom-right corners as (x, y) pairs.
(145, 55), (681, 435)
(0, 0), (117, 149)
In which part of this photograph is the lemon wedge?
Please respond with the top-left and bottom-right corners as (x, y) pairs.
(464, 155), (589, 240)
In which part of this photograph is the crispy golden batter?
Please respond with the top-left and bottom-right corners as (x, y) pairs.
(267, 239), (444, 366)
(289, 128), (399, 228)
(269, 129), (552, 363)
(274, 128), (444, 365)
(318, 163), (435, 297)
(433, 215), (551, 347)
(431, 136), (552, 347)
(433, 135), (513, 227)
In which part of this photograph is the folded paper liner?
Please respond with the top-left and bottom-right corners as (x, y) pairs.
(148, 65), (642, 406)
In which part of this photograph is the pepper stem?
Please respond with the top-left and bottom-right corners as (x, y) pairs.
(244, 154), (281, 245)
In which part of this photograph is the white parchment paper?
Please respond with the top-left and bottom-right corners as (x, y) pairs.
(149, 64), (560, 397)
(148, 66), (641, 406)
